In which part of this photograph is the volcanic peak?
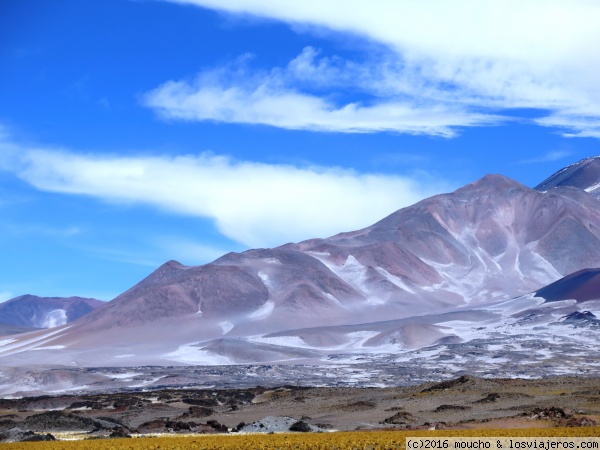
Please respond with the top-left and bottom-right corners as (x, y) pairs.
(535, 155), (600, 196)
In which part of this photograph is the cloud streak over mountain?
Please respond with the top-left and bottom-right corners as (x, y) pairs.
(0, 136), (450, 248)
(144, 48), (498, 136)
(160, 0), (600, 137)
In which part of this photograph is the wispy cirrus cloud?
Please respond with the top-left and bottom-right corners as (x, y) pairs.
(536, 114), (600, 139)
(144, 49), (497, 137)
(518, 150), (574, 165)
(0, 135), (451, 248)
(156, 0), (600, 138)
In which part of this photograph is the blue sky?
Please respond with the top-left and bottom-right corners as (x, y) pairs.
(1, 0), (600, 302)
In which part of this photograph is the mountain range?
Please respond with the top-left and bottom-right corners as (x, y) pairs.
(1, 157), (599, 391)
(0, 296), (103, 335)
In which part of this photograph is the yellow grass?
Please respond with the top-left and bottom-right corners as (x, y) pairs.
(3, 427), (600, 450)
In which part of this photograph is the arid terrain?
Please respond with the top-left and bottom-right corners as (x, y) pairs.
(1, 375), (598, 442)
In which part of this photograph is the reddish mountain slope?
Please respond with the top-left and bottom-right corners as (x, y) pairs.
(3, 170), (600, 367)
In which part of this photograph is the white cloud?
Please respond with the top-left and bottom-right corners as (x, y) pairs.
(160, 0), (600, 138)
(536, 114), (600, 139)
(1, 139), (451, 248)
(145, 76), (495, 136)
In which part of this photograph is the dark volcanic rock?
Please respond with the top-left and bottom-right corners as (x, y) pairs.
(381, 411), (416, 425)
(563, 311), (597, 322)
(206, 419), (228, 432)
(528, 407), (572, 420)
(181, 397), (218, 407)
(24, 411), (101, 432)
(21, 432), (56, 442)
(138, 418), (212, 434)
(435, 404), (471, 412)
(108, 428), (132, 438)
(0, 428), (56, 443)
(421, 376), (472, 392)
(475, 393), (501, 403)
(180, 406), (214, 418)
(0, 419), (19, 431)
(68, 400), (104, 410)
(289, 420), (311, 432)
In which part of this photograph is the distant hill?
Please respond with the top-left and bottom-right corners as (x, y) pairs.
(0, 295), (104, 330)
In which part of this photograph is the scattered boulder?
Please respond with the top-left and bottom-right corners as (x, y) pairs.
(68, 400), (104, 410)
(0, 428), (55, 443)
(421, 376), (471, 393)
(182, 397), (218, 407)
(232, 421), (245, 432)
(289, 420), (311, 432)
(137, 419), (167, 433)
(108, 428), (132, 438)
(179, 406), (214, 419)
(112, 397), (148, 409)
(96, 416), (125, 427)
(206, 419), (228, 433)
(20, 432), (56, 442)
(525, 407), (597, 427)
(338, 400), (376, 412)
(381, 411), (416, 425)
(239, 416), (323, 433)
(137, 418), (207, 434)
(528, 407), (572, 420)
(475, 393), (500, 403)
(561, 311), (600, 327)
(24, 411), (101, 432)
(435, 404), (471, 412)
(563, 417), (597, 427)
(563, 311), (596, 322)
(422, 421), (448, 430)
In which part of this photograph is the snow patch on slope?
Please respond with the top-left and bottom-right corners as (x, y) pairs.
(248, 300), (275, 320)
(323, 292), (342, 306)
(220, 321), (234, 334)
(0, 327), (71, 357)
(376, 267), (414, 294)
(106, 372), (143, 380)
(165, 344), (232, 365)
(585, 181), (600, 193)
(312, 254), (367, 294)
(262, 258), (281, 265)
(258, 271), (273, 289)
(248, 335), (308, 348)
(30, 345), (66, 351)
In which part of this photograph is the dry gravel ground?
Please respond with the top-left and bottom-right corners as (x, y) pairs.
(0, 375), (599, 441)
